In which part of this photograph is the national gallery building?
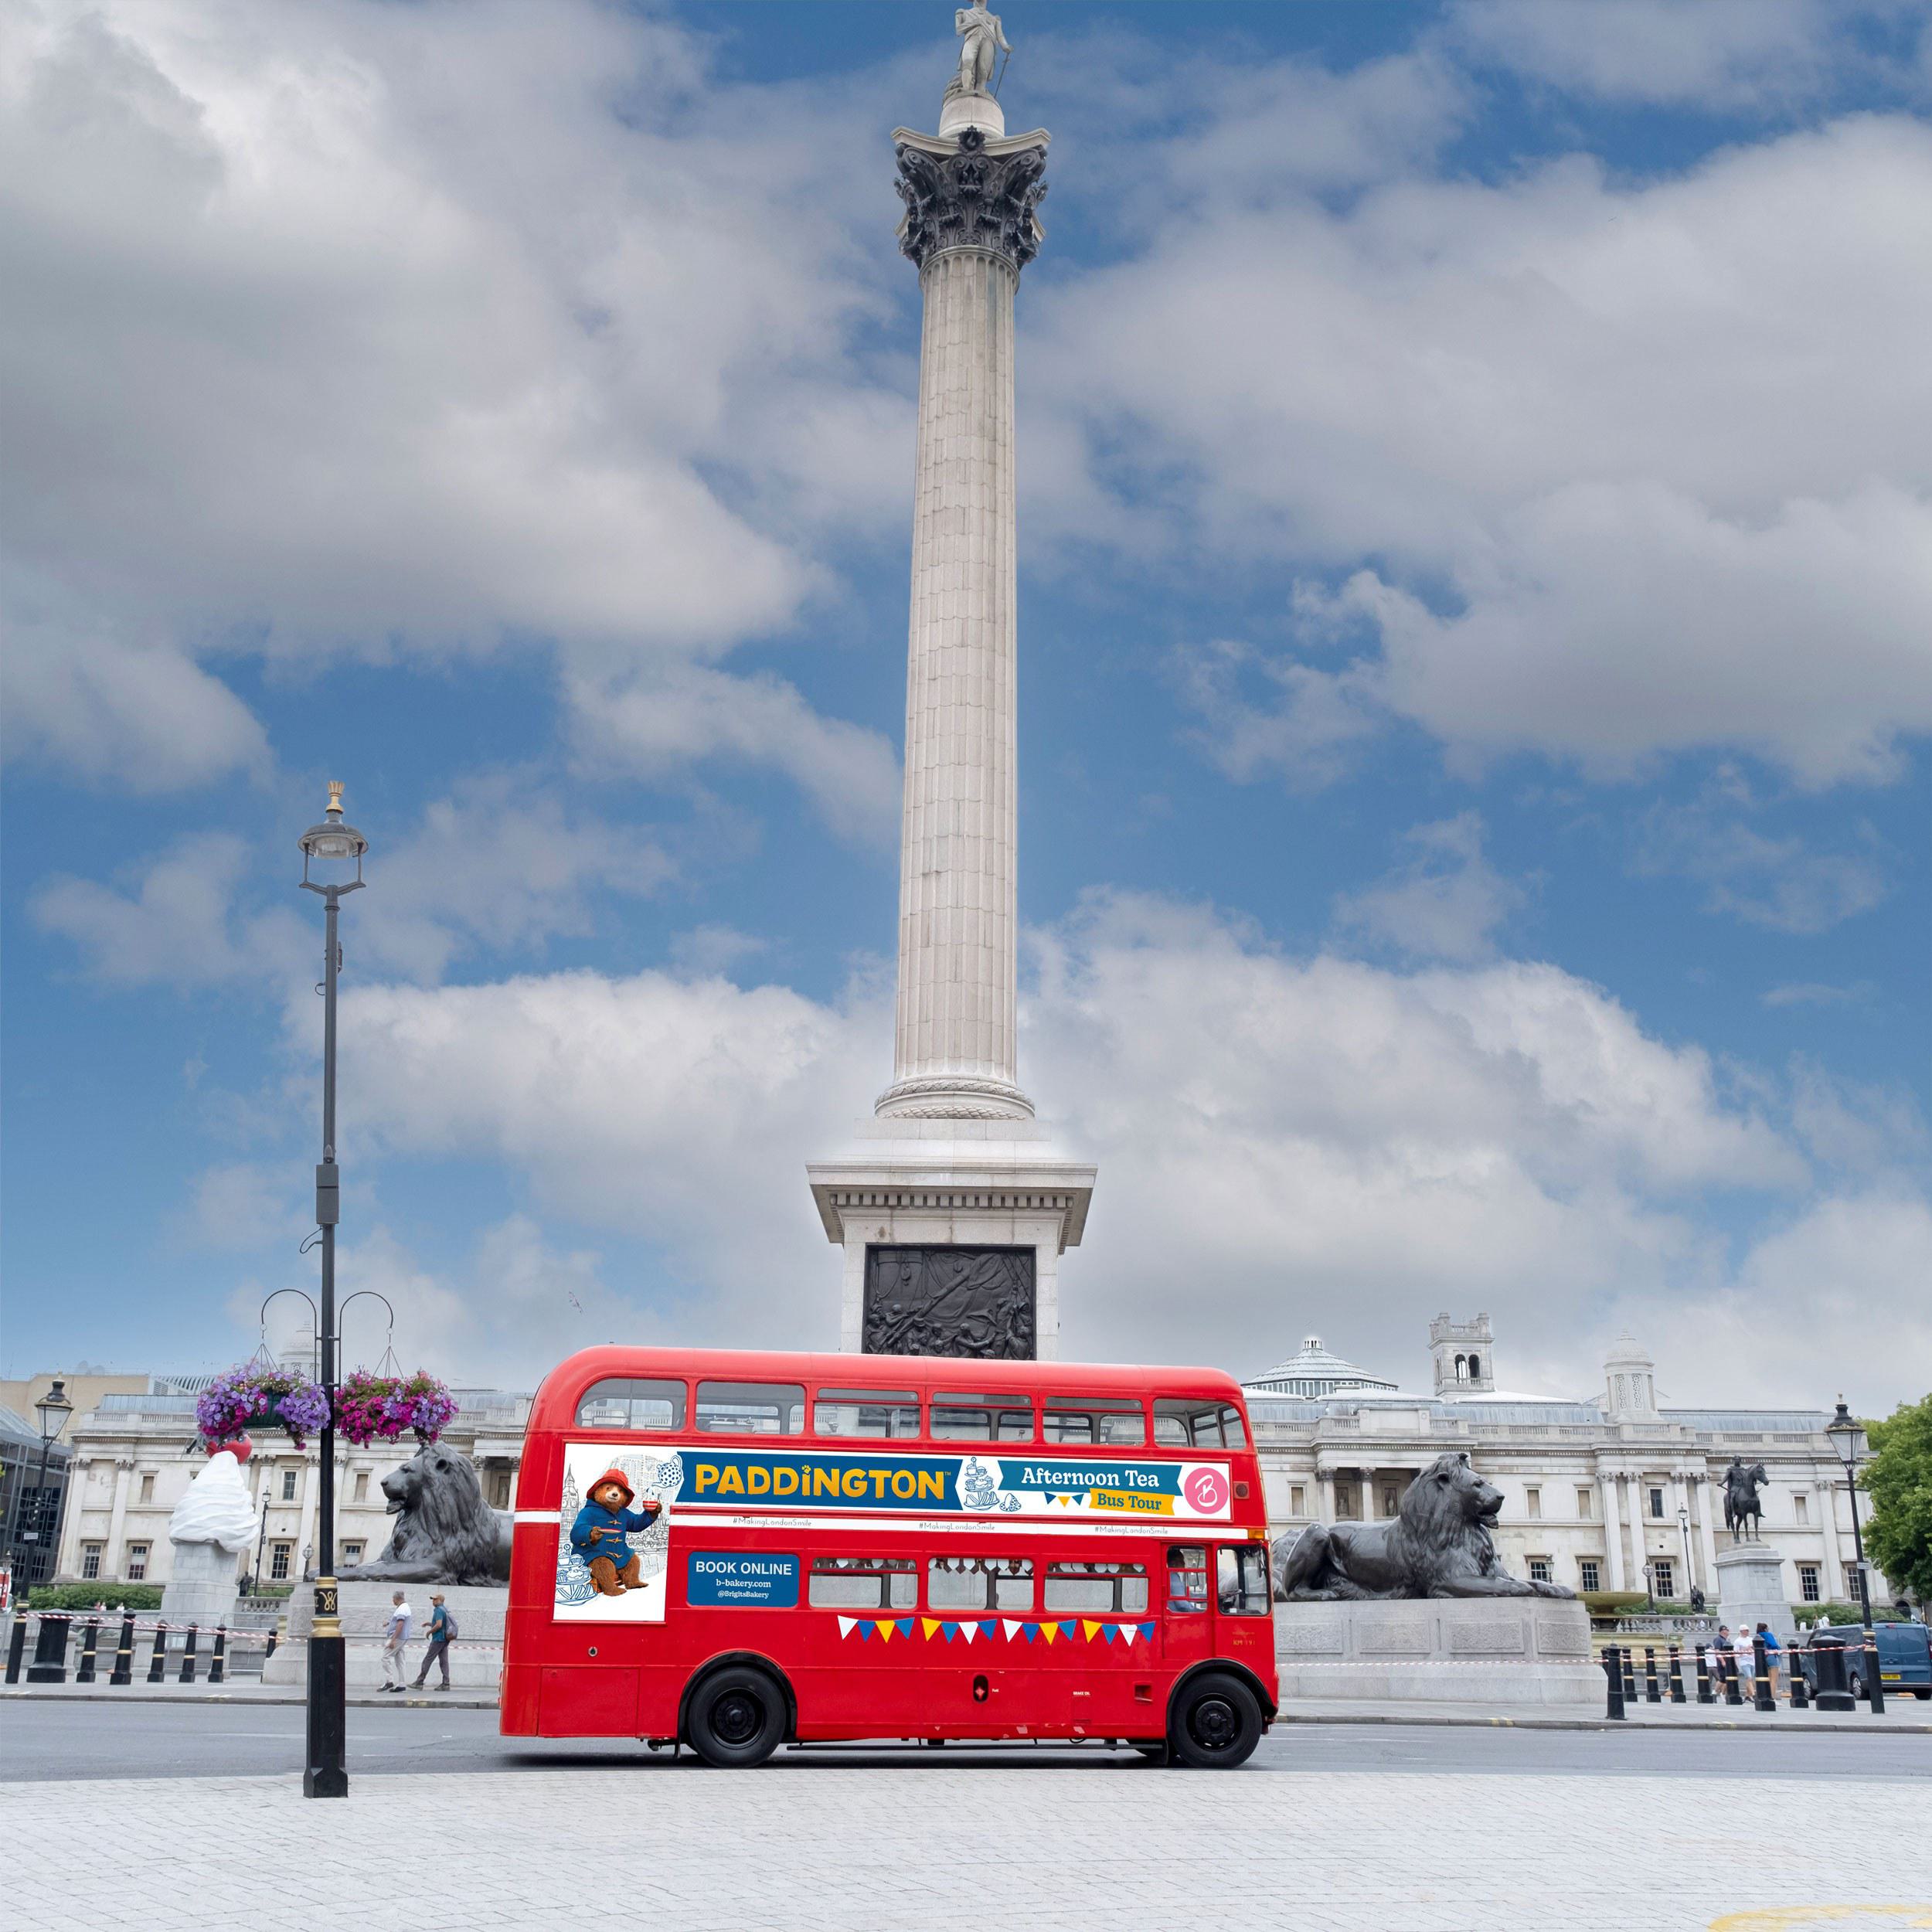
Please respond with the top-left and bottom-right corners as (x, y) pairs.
(1242, 1316), (1871, 1607)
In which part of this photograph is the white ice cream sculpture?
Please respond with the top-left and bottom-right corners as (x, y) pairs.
(160, 1437), (258, 1624)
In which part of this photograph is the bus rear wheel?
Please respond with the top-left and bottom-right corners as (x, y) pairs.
(686, 1665), (786, 1768)
(1168, 1672), (1263, 1770)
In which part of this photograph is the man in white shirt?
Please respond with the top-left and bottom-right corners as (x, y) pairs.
(379, 1590), (413, 1692)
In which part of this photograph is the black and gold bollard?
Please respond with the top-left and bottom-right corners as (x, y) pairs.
(75, 1616), (100, 1684)
(1790, 1651), (1810, 1709)
(1604, 1645), (1626, 1719)
(4, 1615), (26, 1684)
(111, 1611), (136, 1686)
(1668, 1645), (1685, 1702)
(1724, 1649), (1744, 1705)
(1861, 1631), (1886, 1715)
(179, 1622), (199, 1683)
(147, 1621), (168, 1682)
(1644, 1646), (1661, 1702)
(1753, 1635), (1775, 1712)
(209, 1625), (226, 1685)
(1621, 1645), (1638, 1706)
(1695, 1643), (1714, 1704)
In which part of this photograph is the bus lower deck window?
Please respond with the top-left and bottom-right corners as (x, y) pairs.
(575, 1378), (687, 1431)
(1042, 1397), (1145, 1446)
(928, 1556), (1034, 1612)
(808, 1556), (917, 1611)
(930, 1395), (1034, 1442)
(814, 1389), (920, 1438)
(1043, 1560), (1148, 1615)
(694, 1381), (804, 1435)
(1167, 1546), (1209, 1613)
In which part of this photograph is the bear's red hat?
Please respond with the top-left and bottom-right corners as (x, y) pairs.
(588, 1468), (634, 1506)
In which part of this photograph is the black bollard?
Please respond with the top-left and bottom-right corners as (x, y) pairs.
(1604, 1645), (1626, 1719)
(147, 1621), (168, 1682)
(1668, 1645), (1686, 1703)
(209, 1626), (226, 1685)
(111, 1612), (136, 1686)
(1724, 1647), (1744, 1705)
(26, 1613), (70, 1685)
(1812, 1639), (1855, 1712)
(1861, 1631), (1886, 1716)
(179, 1622), (198, 1684)
(5, 1615), (26, 1684)
(265, 1626), (278, 1660)
(1753, 1635), (1775, 1712)
(1695, 1644), (1715, 1704)
(75, 1616), (100, 1684)
(1790, 1651), (1810, 1709)
(1644, 1646), (1661, 1702)
(1622, 1645), (1638, 1706)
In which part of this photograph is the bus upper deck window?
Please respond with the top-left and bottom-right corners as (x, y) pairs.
(1219, 1404), (1247, 1450)
(930, 1394), (1035, 1442)
(814, 1389), (920, 1438)
(574, 1378), (687, 1431)
(1153, 1400), (1224, 1449)
(694, 1381), (805, 1435)
(1042, 1397), (1145, 1446)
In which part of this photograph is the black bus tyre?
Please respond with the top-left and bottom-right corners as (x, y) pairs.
(686, 1665), (786, 1767)
(1168, 1672), (1263, 1770)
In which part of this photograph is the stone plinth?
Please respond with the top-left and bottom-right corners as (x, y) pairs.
(1274, 1597), (1600, 1705)
(262, 1580), (505, 1689)
(158, 1539), (242, 1628)
(809, 1116), (1094, 1359)
(1714, 1541), (1795, 1642)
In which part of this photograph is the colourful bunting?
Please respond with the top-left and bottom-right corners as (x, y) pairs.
(922, 1618), (941, 1641)
(978, 1620), (998, 1641)
(1002, 1620), (1023, 1642)
(959, 1621), (978, 1644)
(838, 1616), (855, 1639)
(1082, 1621), (1102, 1642)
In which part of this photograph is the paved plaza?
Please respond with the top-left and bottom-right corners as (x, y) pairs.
(6, 1716), (1927, 1932)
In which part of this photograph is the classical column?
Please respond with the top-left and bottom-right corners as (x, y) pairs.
(1318, 1471), (1335, 1523)
(1818, 1479), (1845, 1600)
(104, 1458), (134, 1580)
(876, 120), (1048, 1124)
(1600, 1471), (1624, 1590)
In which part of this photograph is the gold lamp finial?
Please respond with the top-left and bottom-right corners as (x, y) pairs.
(326, 780), (345, 815)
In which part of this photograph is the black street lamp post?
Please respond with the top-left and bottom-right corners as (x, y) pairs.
(298, 782), (367, 1798)
(1825, 1396), (1884, 1715)
(12, 1382), (74, 1590)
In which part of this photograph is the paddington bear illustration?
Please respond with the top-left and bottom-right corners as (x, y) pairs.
(571, 1468), (662, 1595)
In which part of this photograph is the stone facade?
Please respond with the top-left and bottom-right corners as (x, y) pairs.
(49, 1378), (529, 1590)
(1246, 1329), (1874, 1612)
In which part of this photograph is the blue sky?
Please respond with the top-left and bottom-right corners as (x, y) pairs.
(3, 0), (1929, 1408)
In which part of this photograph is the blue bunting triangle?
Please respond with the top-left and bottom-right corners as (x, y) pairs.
(942, 1621), (959, 1641)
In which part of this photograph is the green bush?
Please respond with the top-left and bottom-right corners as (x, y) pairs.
(1794, 1600), (1906, 1628)
(26, 1583), (164, 1612)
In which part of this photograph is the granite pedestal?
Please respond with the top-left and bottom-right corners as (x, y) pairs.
(1714, 1541), (1796, 1643)
(158, 1540), (243, 1629)
(1274, 1597), (1600, 1705)
(262, 1580), (505, 1689)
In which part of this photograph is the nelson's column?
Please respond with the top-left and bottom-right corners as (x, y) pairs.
(808, 7), (1095, 1361)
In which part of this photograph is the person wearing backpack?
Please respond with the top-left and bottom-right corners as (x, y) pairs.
(413, 1592), (457, 1691)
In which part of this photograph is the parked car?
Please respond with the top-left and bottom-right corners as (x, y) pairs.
(1801, 1621), (1932, 1699)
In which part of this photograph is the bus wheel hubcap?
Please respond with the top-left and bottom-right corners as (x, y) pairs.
(1192, 1698), (1236, 1749)
(715, 1692), (761, 1744)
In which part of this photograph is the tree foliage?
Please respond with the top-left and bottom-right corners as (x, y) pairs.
(1862, 1393), (1932, 1605)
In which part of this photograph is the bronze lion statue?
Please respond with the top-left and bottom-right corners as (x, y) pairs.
(1273, 1451), (1574, 1601)
(337, 1444), (512, 1586)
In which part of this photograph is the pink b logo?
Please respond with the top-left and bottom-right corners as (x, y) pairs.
(1185, 1468), (1226, 1514)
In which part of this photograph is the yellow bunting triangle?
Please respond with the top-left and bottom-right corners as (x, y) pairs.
(1083, 1621), (1101, 1641)
(922, 1619), (940, 1641)
(1041, 1622), (1058, 1645)
(876, 1620), (893, 1644)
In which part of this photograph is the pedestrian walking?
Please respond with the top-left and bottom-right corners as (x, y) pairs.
(1732, 1624), (1754, 1687)
(379, 1590), (413, 1692)
(1757, 1621), (1781, 1696)
(1711, 1624), (1733, 1689)
(413, 1592), (457, 1690)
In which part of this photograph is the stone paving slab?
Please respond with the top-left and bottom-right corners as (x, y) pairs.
(4, 1763), (1923, 1932)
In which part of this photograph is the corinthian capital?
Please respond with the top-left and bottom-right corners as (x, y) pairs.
(893, 124), (1049, 274)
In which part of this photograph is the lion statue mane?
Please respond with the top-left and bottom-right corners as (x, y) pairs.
(1272, 1451), (1575, 1601)
(336, 1444), (512, 1587)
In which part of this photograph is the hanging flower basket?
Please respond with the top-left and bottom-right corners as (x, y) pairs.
(198, 1366), (331, 1450)
(335, 1369), (458, 1448)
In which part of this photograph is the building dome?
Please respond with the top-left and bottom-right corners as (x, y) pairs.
(1242, 1336), (1400, 1401)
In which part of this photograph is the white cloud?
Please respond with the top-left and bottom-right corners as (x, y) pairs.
(1038, 115), (1932, 787)
(1451, 0), (1842, 108)
(1334, 812), (1528, 961)
(1762, 981), (1872, 1009)
(190, 1160), (311, 1252)
(310, 892), (1932, 1403)
(0, 0), (910, 821)
(1630, 774), (1886, 932)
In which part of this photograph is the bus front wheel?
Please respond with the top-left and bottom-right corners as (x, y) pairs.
(1168, 1672), (1263, 1770)
(686, 1665), (787, 1768)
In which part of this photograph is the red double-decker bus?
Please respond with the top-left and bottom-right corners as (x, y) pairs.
(502, 1346), (1277, 1767)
